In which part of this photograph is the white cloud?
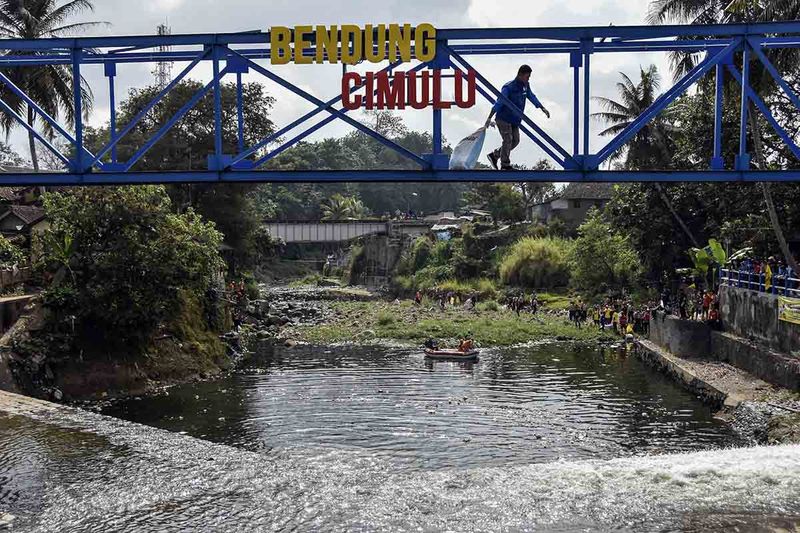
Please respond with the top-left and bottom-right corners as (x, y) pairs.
(146, 0), (185, 14)
(467, 0), (649, 27)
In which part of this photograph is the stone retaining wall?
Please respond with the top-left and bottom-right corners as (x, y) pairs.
(649, 307), (800, 391)
(718, 285), (800, 356)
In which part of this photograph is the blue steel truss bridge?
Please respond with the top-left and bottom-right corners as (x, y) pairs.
(1, 21), (800, 185)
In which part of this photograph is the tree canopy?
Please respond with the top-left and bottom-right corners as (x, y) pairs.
(39, 186), (223, 346)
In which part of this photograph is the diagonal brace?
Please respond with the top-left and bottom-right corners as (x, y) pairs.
(596, 39), (740, 166)
(0, 70), (94, 161)
(231, 59), (404, 167)
(727, 64), (800, 162)
(0, 96), (71, 166)
(91, 47), (211, 167)
(747, 38), (800, 113)
(247, 62), (428, 169)
(446, 45), (575, 166)
(449, 63), (566, 167)
(227, 48), (430, 169)
(122, 70), (224, 171)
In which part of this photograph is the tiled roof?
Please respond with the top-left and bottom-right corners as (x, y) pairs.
(0, 204), (45, 226)
(0, 187), (21, 202)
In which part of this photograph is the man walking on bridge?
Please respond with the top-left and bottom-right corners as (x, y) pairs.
(486, 64), (550, 170)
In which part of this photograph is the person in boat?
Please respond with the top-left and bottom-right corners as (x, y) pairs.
(424, 338), (439, 350)
(458, 332), (475, 352)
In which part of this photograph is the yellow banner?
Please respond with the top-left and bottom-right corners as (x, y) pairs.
(778, 296), (800, 325)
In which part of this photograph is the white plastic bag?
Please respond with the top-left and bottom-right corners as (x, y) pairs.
(449, 126), (488, 170)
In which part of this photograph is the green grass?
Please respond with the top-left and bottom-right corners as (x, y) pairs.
(294, 300), (614, 346)
(537, 291), (573, 310)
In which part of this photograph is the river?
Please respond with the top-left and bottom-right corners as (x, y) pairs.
(102, 343), (740, 468)
(2, 342), (800, 531)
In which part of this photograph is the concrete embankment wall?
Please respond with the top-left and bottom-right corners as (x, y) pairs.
(718, 285), (800, 356)
(648, 288), (800, 391)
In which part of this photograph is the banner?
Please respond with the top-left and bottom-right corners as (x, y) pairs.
(778, 296), (800, 325)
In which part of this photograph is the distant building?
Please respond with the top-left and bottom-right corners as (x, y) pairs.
(0, 205), (46, 237)
(423, 211), (456, 222)
(531, 183), (615, 229)
(0, 186), (40, 206)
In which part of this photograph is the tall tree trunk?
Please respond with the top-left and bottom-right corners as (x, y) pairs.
(748, 103), (800, 273)
(653, 183), (700, 248)
(26, 104), (39, 172)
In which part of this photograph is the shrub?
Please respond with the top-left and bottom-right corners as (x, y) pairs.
(376, 311), (395, 326)
(40, 186), (223, 346)
(477, 300), (499, 312)
(499, 237), (572, 288)
(396, 236), (433, 276)
(391, 275), (415, 294)
(0, 235), (25, 268)
(346, 244), (366, 285)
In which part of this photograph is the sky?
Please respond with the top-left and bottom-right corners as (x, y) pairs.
(7, 0), (675, 169)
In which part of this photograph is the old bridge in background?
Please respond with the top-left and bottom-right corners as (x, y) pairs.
(264, 219), (433, 244)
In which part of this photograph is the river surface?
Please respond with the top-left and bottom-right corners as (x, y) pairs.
(3, 343), (800, 531)
(101, 343), (741, 469)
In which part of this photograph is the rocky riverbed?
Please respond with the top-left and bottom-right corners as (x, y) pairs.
(223, 285), (379, 351)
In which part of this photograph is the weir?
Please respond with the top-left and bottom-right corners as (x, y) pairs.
(2, 387), (800, 531)
(0, 22), (799, 184)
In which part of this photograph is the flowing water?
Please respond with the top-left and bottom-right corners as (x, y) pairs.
(2, 342), (800, 531)
(101, 343), (740, 468)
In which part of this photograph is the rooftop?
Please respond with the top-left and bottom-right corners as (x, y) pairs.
(0, 204), (46, 226)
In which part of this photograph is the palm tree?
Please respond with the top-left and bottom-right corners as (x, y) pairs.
(592, 65), (700, 246)
(593, 65), (675, 169)
(0, 0), (106, 171)
(321, 194), (370, 221)
(647, 0), (800, 272)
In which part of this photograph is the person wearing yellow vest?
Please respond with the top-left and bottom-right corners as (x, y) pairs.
(765, 260), (773, 292)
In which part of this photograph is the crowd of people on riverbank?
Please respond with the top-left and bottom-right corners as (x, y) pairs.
(413, 287), (656, 338)
(662, 282), (722, 329)
(415, 290), (480, 311)
(566, 298), (654, 335)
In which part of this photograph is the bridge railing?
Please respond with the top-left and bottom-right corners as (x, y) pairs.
(0, 22), (799, 184)
(719, 267), (800, 298)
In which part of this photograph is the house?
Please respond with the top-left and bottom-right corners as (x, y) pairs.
(0, 205), (46, 238)
(531, 183), (615, 229)
(0, 186), (39, 206)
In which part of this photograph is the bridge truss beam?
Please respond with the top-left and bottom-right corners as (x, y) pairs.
(0, 22), (798, 184)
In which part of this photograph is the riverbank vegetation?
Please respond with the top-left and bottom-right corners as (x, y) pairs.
(7, 186), (231, 399)
(384, 209), (642, 302)
(291, 299), (614, 346)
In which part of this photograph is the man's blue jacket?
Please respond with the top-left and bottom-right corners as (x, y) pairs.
(492, 78), (544, 126)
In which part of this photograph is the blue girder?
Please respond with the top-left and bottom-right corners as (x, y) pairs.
(0, 21), (798, 184)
